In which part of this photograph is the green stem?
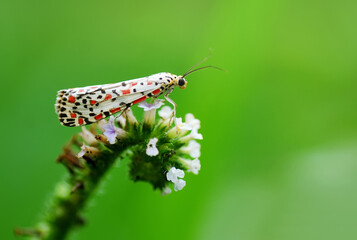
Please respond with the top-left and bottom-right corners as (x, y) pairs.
(37, 145), (132, 240)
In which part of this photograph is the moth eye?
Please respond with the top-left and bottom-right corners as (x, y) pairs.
(178, 79), (185, 86)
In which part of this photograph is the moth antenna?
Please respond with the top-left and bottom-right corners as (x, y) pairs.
(182, 65), (225, 78)
(183, 50), (212, 77)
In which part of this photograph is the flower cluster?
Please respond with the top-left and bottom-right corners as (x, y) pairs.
(16, 99), (203, 240)
(73, 99), (203, 195)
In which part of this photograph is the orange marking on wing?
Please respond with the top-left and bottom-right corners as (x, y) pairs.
(131, 82), (137, 86)
(152, 89), (161, 95)
(78, 118), (84, 125)
(68, 95), (75, 103)
(133, 96), (147, 105)
(121, 89), (130, 95)
(148, 82), (153, 85)
(95, 114), (103, 120)
(110, 107), (121, 114)
(90, 100), (97, 105)
(70, 113), (76, 118)
(91, 86), (98, 89)
(79, 89), (84, 93)
(104, 94), (112, 101)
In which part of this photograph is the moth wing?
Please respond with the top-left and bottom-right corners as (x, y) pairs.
(68, 77), (148, 97)
(55, 80), (163, 127)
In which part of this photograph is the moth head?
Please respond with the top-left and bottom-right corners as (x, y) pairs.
(177, 76), (187, 89)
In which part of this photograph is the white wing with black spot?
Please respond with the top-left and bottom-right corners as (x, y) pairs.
(55, 72), (174, 127)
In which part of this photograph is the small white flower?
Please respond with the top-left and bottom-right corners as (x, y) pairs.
(190, 159), (201, 174)
(179, 158), (201, 175)
(180, 127), (203, 143)
(161, 186), (172, 196)
(77, 144), (87, 158)
(185, 113), (201, 129)
(116, 114), (126, 128)
(173, 179), (186, 191)
(176, 117), (192, 131)
(77, 143), (99, 158)
(190, 127), (203, 139)
(79, 127), (97, 146)
(97, 119), (107, 132)
(180, 140), (201, 158)
(158, 106), (173, 120)
(146, 138), (159, 156)
(158, 106), (174, 128)
(123, 108), (138, 125)
(138, 99), (164, 111)
(166, 167), (186, 191)
(166, 167), (185, 183)
(167, 117), (193, 138)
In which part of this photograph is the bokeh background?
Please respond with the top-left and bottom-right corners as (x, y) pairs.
(1, 0), (357, 239)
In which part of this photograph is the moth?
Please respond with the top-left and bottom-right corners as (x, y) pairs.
(55, 72), (188, 127)
(55, 58), (220, 127)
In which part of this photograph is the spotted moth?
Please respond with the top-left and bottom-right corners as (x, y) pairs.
(55, 72), (188, 127)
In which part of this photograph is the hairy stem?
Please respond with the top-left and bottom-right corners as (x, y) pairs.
(34, 143), (133, 240)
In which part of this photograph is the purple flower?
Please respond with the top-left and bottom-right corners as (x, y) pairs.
(138, 99), (165, 111)
(101, 116), (127, 144)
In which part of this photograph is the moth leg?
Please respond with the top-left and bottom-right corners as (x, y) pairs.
(114, 106), (129, 122)
(115, 108), (126, 119)
(164, 91), (177, 128)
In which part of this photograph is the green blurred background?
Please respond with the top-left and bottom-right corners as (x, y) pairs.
(1, 0), (357, 239)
